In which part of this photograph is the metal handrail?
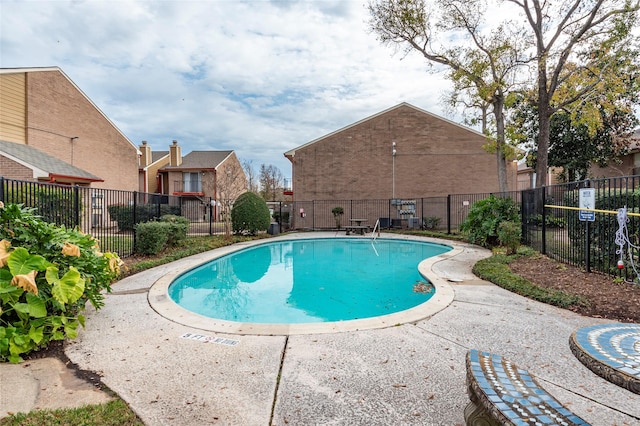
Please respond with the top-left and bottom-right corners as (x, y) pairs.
(371, 219), (380, 240)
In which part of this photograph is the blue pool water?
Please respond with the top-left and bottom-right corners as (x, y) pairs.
(168, 238), (451, 324)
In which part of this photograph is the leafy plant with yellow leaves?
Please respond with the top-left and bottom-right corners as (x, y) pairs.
(0, 203), (121, 363)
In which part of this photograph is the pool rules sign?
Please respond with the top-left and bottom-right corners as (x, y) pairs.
(579, 188), (596, 222)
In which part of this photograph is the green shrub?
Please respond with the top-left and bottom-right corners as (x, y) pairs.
(497, 221), (522, 255)
(107, 204), (181, 231)
(160, 215), (189, 247)
(135, 222), (171, 255)
(273, 211), (290, 224)
(460, 195), (520, 247)
(0, 203), (121, 363)
(422, 216), (441, 230)
(564, 188), (640, 274)
(231, 192), (271, 235)
(3, 185), (80, 228)
(527, 213), (565, 228)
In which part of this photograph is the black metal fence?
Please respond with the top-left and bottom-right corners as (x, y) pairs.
(522, 175), (640, 282)
(3, 174), (640, 282)
(290, 191), (521, 234)
(0, 177), (227, 258)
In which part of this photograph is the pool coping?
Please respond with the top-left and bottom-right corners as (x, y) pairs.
(147, 232), (462, 335)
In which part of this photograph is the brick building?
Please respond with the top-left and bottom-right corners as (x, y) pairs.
(141, 140), (247, 221)
(588, 129), (640, 178)
(138, 140), (169, 194)
(0, 67), (139, 190)
(285, 103), (515, 201)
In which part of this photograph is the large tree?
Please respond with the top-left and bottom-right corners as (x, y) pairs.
(506, 0), (640, 187)
(511, 99), (638, 181)
(259, 164), (284, 201)
(368, 0), (528, 192)
(242, 160), (259, 193)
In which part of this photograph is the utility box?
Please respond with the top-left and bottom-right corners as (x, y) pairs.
(408, 217), (421, 229)
(268, 223), (280, 235)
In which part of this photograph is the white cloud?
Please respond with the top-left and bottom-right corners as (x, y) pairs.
(1, 0), (461, 176)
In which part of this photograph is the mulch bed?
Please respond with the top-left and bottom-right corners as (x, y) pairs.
(509, 255), (640, 323)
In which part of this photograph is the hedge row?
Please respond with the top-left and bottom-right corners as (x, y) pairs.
(107, 204), (180, 231)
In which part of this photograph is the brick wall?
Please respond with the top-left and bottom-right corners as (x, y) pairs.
(589, 155), (635, 178)
(25, 70), (139, 191)
(291, 104), (506, 201)
(0, 156), (34, 181)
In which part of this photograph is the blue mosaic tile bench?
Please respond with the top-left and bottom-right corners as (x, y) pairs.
(465, 349), (590, 425)
(569, 323), (640, 395)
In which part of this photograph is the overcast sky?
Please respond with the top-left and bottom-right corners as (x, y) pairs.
(1, 0), (467, 178)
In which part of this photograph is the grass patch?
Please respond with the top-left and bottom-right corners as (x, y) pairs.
(472, 247), (589, 309)
(0, 399), (143, 426)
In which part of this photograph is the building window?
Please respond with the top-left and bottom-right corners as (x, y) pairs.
(183, 172), (201, 192)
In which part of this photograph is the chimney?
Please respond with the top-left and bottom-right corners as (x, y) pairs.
(139, 141), (152, 167)
(169, 140), (182, 166)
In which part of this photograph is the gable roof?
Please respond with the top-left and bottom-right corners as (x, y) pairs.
(152, 151), (169, 163)
(0, 139), (103, 182)
(0, 67), (140, 155)
(284, 102), (485, 159)
(159, 150), (234, 171)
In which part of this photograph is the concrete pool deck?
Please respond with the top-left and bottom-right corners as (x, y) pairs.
(3, 232), (640, 424)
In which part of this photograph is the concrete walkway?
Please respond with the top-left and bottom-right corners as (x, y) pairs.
(2, 233), (639, 425)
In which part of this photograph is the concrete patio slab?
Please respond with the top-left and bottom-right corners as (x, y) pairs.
(2, 232), (639, 425)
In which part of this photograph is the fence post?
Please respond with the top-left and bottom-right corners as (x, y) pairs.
(585, 221), (591, 273)
(540, 187), (547, 255)
(520, 192), (526, 246)
(132, 192), (138, 253)
(208, 197), (213, 236)
(73, 185), (80, 228)
(447, 194), (451, 234)
(0, 177), (4, 203)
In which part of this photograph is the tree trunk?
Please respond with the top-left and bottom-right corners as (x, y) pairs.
(536, 106), (551, 188)
(494, 96), (509, 193)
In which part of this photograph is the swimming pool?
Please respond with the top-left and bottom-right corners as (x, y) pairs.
(148, 234), (459, 335)
(168, 238), (450, 324)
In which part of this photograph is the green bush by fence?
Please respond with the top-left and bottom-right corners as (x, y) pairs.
(108, 204), (180, 231)
(135, 222), (171, 255)
(422, 216), (441, 230)
(160, 215), (189, 247)
(232, 192), (271, 235)
(3, 184), (79, 228)
(460, 195), (520, 248)
(134, 215), (190, 255)
(564, 188), (640, 274)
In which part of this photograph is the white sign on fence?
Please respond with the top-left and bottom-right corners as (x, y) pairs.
(579, 188), (595, 222)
